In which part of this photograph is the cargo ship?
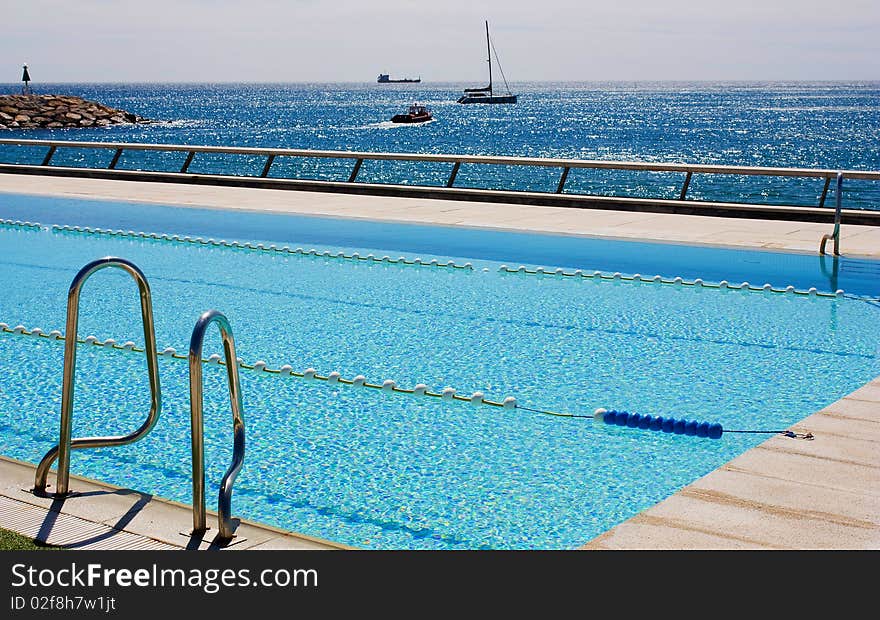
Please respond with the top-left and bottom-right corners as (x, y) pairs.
(377, 74), (421, 83)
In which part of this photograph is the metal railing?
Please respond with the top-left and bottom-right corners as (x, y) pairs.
(34, 257), (162, 495)
(819, 172), (844, 256)
(2, 138), (879, 210)
(188, 309), (245, 540)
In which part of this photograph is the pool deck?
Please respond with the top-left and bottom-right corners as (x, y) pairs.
(0, 173), (878, 550)
(2, 173), (880, 258)
(0, 456), (344, 550)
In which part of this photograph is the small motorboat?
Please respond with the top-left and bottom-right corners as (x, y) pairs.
(391, 103), (433, 123)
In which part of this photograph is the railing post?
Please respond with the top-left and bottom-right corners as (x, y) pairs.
(348, 158), (363, 183)
(108, 148), (124, 170)
(41, 145), (57, 166)
(447, 162), (461, 188)
(679, 171), (693, 200)
(818, 176), (832, 208)
(3, 139), (880, 215)
(180, 151), (196, 173)
(260, 154), (276, 178)
(556, 166), (570, 194)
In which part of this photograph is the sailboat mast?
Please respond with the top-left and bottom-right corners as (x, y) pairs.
(485, 20), (493, 95)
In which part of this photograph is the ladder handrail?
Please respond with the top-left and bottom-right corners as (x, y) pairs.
(34, 257), (162, 495)
(188, 309), (245, 540)
(819, 172), (844, 256)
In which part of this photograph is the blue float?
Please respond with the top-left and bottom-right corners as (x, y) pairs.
(596, 408), (724, 439)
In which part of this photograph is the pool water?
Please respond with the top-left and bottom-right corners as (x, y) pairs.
(1, 194), (879, 549)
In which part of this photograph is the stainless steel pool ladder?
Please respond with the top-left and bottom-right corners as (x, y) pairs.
(189, 310), (246, 540)
(819, 172), (843, 256)
(34, 257), (162, 496)
(32, 258), (245, 541)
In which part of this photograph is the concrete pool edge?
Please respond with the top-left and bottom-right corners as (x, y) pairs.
(2, 174), (880, 259)
(581, 374), (880, 550)
(0, 455), (347, 550)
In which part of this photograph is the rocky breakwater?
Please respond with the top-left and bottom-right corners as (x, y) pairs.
(0, 94), (150, 130)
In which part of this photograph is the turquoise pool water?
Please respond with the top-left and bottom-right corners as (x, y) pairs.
(1, 194), (879, 549)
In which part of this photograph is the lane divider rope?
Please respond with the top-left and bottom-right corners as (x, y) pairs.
(0, 320), (814, 439)
(0, 219), (41, 230)
(594, 408), (814, 440)
(2, 218), (474, 270)
(49, 222), (475, 270)
(0, 321), (517, 411)
(498, 264), (845, 298)
(1, 217), (866, 299)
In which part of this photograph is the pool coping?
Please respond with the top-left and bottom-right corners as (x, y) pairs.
(0, 455), (347, 550)
(1, 173), (880, 258)
(0, 174), (878, 549)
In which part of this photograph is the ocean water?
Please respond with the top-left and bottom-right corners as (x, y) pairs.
(1, 81), (879, 208)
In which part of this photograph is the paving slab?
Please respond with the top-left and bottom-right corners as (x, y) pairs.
(586, 515), (781, 550)
(0, 456), (342, 550)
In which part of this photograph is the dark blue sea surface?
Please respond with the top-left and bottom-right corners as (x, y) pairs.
(1, 82), (879, 208)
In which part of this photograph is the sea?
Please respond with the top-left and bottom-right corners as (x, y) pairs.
(1, 81), (879, 209)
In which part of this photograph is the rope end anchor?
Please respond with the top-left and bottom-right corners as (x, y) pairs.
(782, 430), (814, 440)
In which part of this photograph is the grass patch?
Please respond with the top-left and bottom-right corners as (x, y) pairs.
(0, 527), (59, 550)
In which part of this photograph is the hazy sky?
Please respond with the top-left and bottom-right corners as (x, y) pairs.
(4, 0), (879, 82)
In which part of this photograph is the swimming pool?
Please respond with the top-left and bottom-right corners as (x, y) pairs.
(1, 193), (879, 549)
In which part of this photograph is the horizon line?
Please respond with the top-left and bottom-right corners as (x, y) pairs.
(1, 79), (879, 86)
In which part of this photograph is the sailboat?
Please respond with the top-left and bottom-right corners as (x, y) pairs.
(457, 21), (517, 104)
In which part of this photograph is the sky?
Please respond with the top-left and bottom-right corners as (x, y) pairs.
(3, 0), (879, 83)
